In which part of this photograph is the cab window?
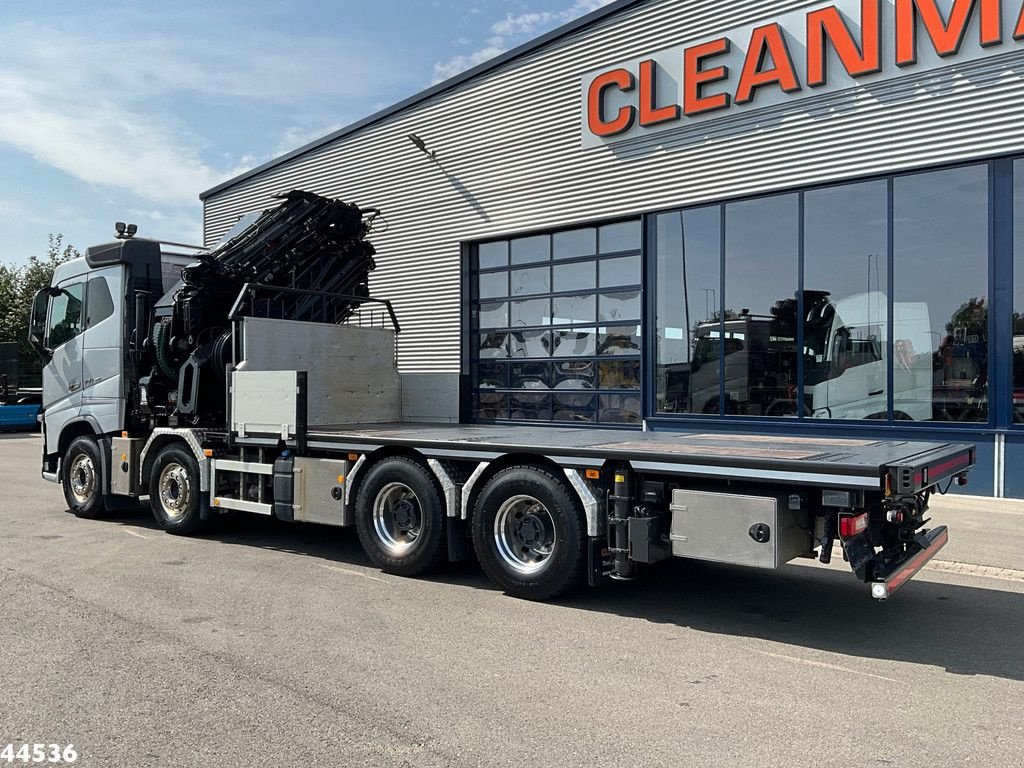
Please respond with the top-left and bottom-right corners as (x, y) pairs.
(85, 277), (115, 329)
(46, 283), (85, 349)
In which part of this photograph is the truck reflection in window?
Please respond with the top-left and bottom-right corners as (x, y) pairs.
(687, 313), (799, 417)
(802, 291), (930, 421)
(670, 292), (932, 420)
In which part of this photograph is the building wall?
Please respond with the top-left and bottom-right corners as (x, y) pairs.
(204, 0), (1024, 373)
(202, 0), (1024, 495)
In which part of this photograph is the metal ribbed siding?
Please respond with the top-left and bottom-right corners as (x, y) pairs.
(203, 0), (1024, 375)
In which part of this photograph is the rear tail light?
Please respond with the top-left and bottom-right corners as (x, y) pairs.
(839, 512), (868, 538)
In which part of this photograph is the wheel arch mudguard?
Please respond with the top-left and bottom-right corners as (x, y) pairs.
(47, 417), (108, 491)
(139, 429), (211, 493)
(458, 453), (603, 538)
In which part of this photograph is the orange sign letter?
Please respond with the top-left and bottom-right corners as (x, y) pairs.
(735, 24), (802, 105)
(587, 68), (637, 137)
(639, 59), (681, 127)
(683, 38), (732, 116)
(896, 0), (1002, 67)
(807, 1), (882, 87)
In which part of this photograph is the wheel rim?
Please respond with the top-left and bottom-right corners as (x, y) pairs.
(158, 463), (192, 521)
(493, 495), (557, 575)
(69, 453), (97, 505)
(372, 482), (423, 556)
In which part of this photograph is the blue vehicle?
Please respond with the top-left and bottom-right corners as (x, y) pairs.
(0, 399), (41, 431)
(0, 381), (41, 431)
(0, 356), (41, 431)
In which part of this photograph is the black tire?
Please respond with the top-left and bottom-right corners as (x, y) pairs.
(355, 457), (447, 577)
(471, 465), (586, 601)
(149, 444), (206, 535)
(62, 436), (105, 519)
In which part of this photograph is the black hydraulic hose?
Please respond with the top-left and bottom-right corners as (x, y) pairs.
(153, 322), (178, 381)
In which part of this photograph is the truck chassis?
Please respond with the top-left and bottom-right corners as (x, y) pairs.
(77, 414), (972, 601)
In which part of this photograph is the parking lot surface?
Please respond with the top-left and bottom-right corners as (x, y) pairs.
(1, 433), (1022, 767)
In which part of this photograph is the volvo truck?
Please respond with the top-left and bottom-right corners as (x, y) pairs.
(28, 191), (973, 601)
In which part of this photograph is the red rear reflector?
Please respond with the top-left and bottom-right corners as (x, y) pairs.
(839, 513), (868, 538)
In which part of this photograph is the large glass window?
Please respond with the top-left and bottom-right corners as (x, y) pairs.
(724, 194), (799, 416)
(470, 221), (642, 425)
(803, 180), (889, 420)
(652, 163), (991, 426)
(894, 165), (988, 422)
(655, 206), (722, 414)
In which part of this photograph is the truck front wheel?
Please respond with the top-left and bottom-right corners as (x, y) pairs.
(62, 436), (105, 519)
(471, 466), (586, 601)
(355, 457), (447, 577)
(149, 445), (206, 535)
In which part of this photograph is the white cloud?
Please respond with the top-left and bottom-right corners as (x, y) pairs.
(0, 14), (410, 207)
(432, 45), (510, 82)
(0, 71), (238, 207)
(433, 0), (616, 82)
(273, 121), (350, 158)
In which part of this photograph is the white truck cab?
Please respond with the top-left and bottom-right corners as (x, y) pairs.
(30, 238), (166, 501)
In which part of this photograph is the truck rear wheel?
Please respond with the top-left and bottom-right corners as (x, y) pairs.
(149, 445), (206, 535)
(355, 457), (447, 577)
(471, 466), (586, 601)
(62, 436), (105, 519)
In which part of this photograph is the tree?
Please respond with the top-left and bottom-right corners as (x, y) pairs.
(1014, 311), (1024, 337)
(944, 297), (987, 343)
(0, 235), (79, 388)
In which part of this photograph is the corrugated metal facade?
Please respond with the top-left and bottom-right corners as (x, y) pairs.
(202, 0), (1024, 379)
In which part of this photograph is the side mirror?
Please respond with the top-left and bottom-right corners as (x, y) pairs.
(28, 289), (52, 364)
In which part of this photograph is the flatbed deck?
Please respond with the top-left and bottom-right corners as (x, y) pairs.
(286, 423), (975, 493)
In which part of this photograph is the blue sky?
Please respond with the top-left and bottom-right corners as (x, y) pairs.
(0, 0), (614, 264)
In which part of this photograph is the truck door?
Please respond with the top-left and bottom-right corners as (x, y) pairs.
(81, 269), (123, 435)
(42, 278), (86, 448)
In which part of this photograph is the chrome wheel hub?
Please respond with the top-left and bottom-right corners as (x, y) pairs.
(372, 482), (423, 555)
(159, 463), (192, 521)
(494, 495), (557, 575)
(69, 453), (97, 505)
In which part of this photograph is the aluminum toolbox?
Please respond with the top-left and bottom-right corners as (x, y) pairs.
(669, 488), (810, 569)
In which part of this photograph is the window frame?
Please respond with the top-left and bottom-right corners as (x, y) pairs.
(467, 217), (644, 427)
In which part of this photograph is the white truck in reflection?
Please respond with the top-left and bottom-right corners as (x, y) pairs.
(666, 292), (932, 420)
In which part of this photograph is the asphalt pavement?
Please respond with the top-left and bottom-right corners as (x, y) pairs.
(1, 432), (1022, 768)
